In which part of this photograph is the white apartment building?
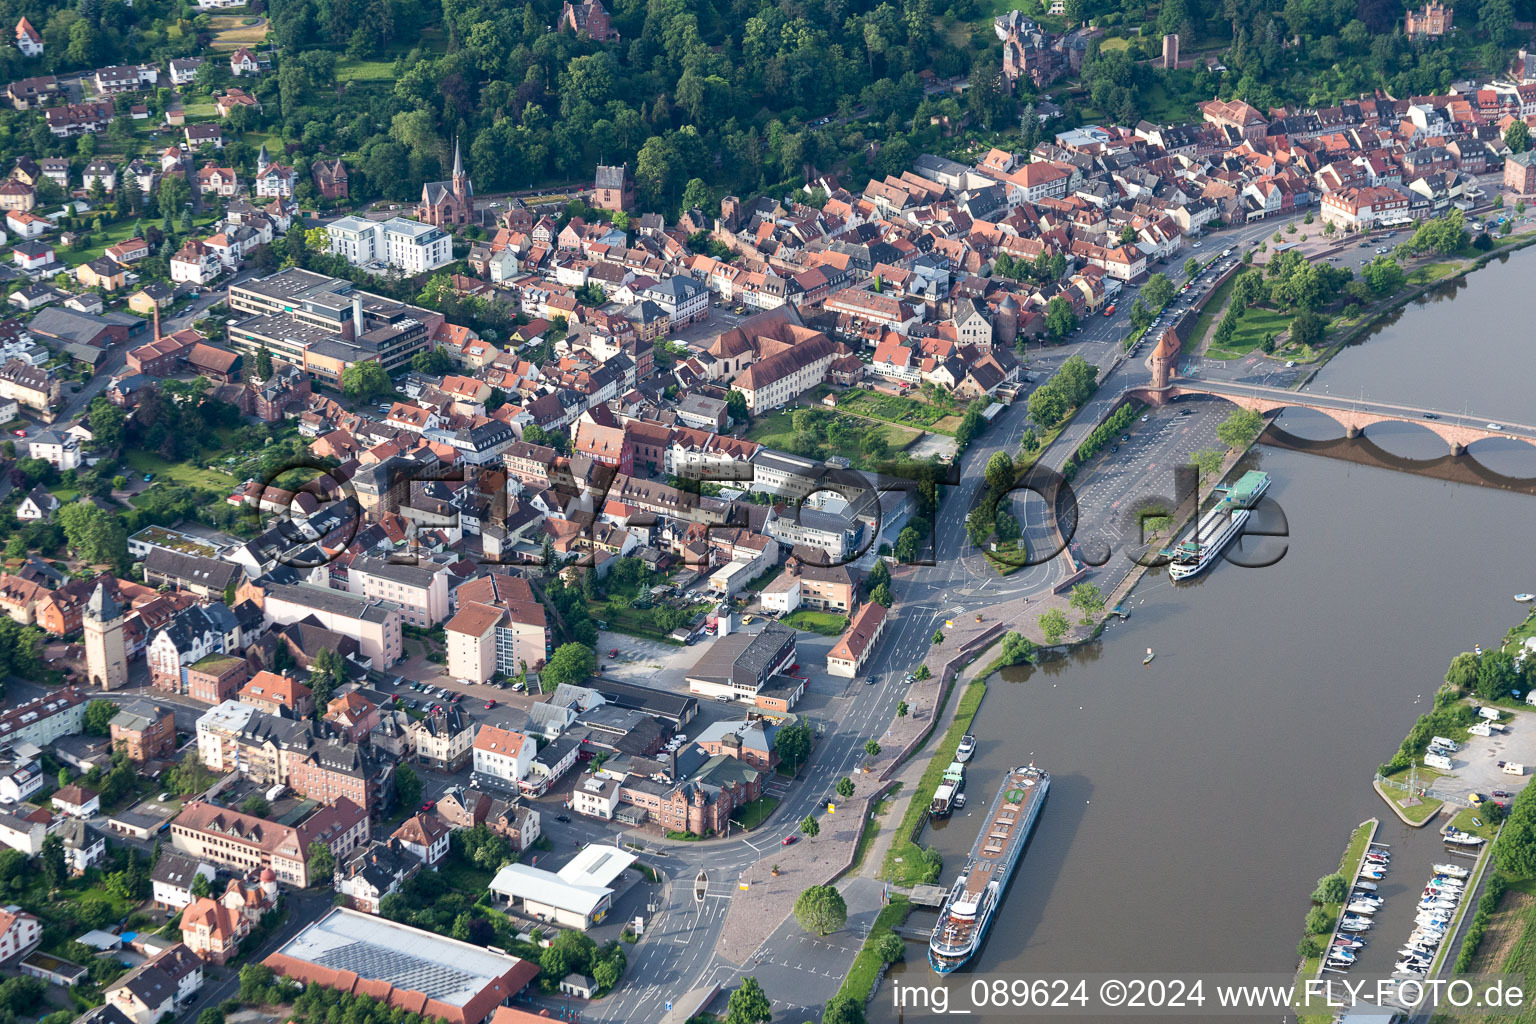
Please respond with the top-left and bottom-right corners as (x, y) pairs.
(471, 725), (533, 785)
(327, 216), (452, 274)
(195, 699), (257, 772)
(344, 557), (450, 628)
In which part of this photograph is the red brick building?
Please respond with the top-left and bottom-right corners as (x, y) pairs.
(110, 699), (176, 763)
(560, 0), (619, 41)
(591, 162), (634, 212)
(311, 158), (349, 201)
(186, 653), (249, 704)
(1506, 151), (1536, 194)
(287, 740), (379, 816)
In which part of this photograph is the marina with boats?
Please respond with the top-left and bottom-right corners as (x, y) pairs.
(928, 765), (1050, 974)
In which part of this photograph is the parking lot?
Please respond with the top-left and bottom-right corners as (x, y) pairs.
(1427, 706), (1536, 808)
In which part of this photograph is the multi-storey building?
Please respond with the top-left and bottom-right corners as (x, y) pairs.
(170, 799), (368, 889)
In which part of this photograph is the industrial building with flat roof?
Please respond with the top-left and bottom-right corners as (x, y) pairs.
(264, 908), (539, 1024)
(488, 844), (636, 930)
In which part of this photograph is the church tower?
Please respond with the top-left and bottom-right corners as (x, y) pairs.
(84, 582), (128, 691)
(256, 141), (270, 177)
(451, 137), (471, 218)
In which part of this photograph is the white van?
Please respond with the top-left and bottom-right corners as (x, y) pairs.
(1479, 706), (1501, 721)
(1506, 763), (1526, 776)
(1468, 722), (1493, 737)
(1431, 736), (1460, 752)
(1424, 753), (1454, 771)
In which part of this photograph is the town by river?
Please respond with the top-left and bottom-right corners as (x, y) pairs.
(876, 246), (1536, 1021)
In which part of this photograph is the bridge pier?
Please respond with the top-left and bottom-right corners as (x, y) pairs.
(1345, 426), (1361, 439)
(1450, 442), (1465, 457)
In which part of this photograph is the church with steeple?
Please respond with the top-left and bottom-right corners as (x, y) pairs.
(416, 138), (473, 228)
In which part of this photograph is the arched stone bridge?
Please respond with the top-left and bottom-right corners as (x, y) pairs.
(1128, 378), (1536, 456)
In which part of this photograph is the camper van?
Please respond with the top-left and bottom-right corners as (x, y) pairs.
(1479, 706), (1501, 721)
(1424, 753), (1454, 771)
(1431, 736), (1460, 752)
(1506, 763), (1526, 776)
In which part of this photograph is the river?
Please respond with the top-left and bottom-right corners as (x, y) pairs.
(875, 246), (1536, 1021)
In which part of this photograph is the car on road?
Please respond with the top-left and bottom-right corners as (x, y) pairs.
(1178, 409), (1193, 416)
(1286, 360), (1296, 368)
(1494, 790), (1512, 799)
(1121, 434), (1130, 441)
(1110, 445), (1119, 453)
(421, 801), (435, 813)
(556, 814), (571, 823)
(10, 429), (23, 437)
(1423, 413), (1439, 420)
(609, 648), (619, 657)
(1487, 423), (1504, 431)
(484, 699), (496, 709)
(1141, 415), (1149, 422)
(513, 682), (526, 692)
(782, 834), (798, 846)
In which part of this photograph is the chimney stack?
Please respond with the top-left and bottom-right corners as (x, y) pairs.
(352, 294), (364, 338)
(152, 305), (161, 343)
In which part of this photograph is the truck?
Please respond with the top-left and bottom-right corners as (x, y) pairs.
(1424, 753), (1454, 771)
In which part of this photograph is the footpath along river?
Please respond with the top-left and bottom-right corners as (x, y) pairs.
(875, 246), (1536, 1022)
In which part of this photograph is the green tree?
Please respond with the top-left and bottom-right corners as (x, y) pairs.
(864, 739), (881, 757)
(984, 451), (1015, 492)
(1045, 295), (1077, 339)
(1038, 608), (1070, 644)
(836, 776), (855, 798)
(395, 764), (423, 810)
(1189, 449), (1224, 479)
(1217, 409), (1265, 449)
(240, 795), (271, 818)
(340, 361), (392, 403)
(306, 840), (336, 886)
(1311, 873), (1348, 904)
(726, 976), (773, 1024)
(774, 718), (813, 771)
(877, 932), (905, 963)
(792, 885), (848, 936)
(1446, 652), (1480, 691)
(822, 994), (867, 1024)
(998, 630), (1036, 666)
(726, 390), (749, 423)
(191, 871), (213, 899)
(543, 642), (597, 687)
(83, 699), (118, 736)
(1506, 120), (1531, 155)
(58, 502), (127, 567)
(86, 398), (125, 451)
(870, 582), (893, 607)
(39, 834), (66, 890)
(1184, 256), (1200, 280)
(1477, 650), (1518, 701)
(800, 814), (820, 838)
(410, 347), (453, 375)
(1142, 273), (1174, 310)
(1305, 905), (1332, 935)
(1069, 583), (1105, 624)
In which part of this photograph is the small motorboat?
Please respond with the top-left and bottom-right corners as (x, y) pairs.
(953, 793), (967, 810)
(1435, 863), (1470, 878)
(1354, 880), (1379, 891)
(1329, 950), (1356, 964)
(1473, 817), (1484, 827)
(1339, 920), (1372, 933)
(1352, 892), (1384, 904)
(1365, 851), (1390, 862)
(1143, 648), (1155, 665)
(1360, 867), (1386, 879)
(1516, 594), (1534, 602)
(1444, 830), (1487, 847)
(956, 735), (976, 762)
(1333, 936), (1364, 949)
(1347, 901), (1379, 915)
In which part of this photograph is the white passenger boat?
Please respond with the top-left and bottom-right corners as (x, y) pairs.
(956, 735), (976, 763)
(1433, 863), (1470, 878)
(1444, 830), (1486, 847)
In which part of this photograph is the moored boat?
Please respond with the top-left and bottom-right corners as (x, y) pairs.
(956, 735), (976, 763)
(929, 765), (1050, 974)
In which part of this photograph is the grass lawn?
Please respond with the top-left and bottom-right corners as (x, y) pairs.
(47, 486), (80, 502)
(585, 599), (705, 644)
(882, 679), (987, 886)
(1390, 791), (1444, 824)
(780, 610), (849, 636)
(836, 895), (912, 1006)
(1206, 306), (1294, 361)
(1451, 805), (1500, 842)
(743, 408), (920, 466)
(123, 449), (237, 492)
(437, 856), (493, 894)
(180, 100), (218, 118)
(336, 57), (395, 83)
(208, 15), (268, 48)
(729, 795), (780, 831)
(745, 564), (783, 593)
(1503, 611), (1536, 655)
(833, 389), (963, 435)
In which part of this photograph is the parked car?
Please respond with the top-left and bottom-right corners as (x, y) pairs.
(421, 800), (436, 813)
(782, 834), (798, 846)
(555, 814), (571, 823)
(484, 700), (496, 709)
